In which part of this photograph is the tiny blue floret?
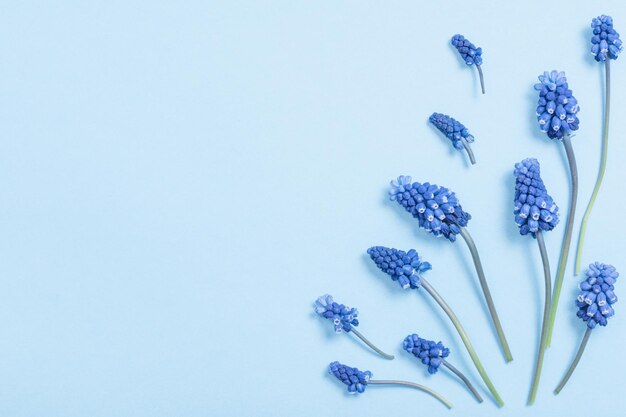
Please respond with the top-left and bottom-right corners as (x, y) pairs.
(576, 263), (619, 329)
(534, 71), (580, 140)
(429, 112), (475, 151)
(328, 361), (372, 394)
(314, 294), (359, 333)
(591, 15), (622, 62)
(367, 246), (431, 289)
(451, 34), (483, 66)
(403, 334), (450, 374)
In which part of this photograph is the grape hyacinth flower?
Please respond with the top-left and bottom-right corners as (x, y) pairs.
(513, 158), (560, 405)
(451, 34), (485, 94)
(403, 334), (482, 403)
(388, 176), (512, 362)
(576, 16), (623, 275)
(367, 246), (504, 407)
(328, 361), (453, 408)
(429, 112), (476, 165)
(314, 294), (394, 359)
(554, 263), (619, 394)
(533, 71), (580, 349)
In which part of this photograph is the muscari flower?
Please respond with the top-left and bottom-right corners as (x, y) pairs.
(591, 15), (622, 62)
(451, 34), (485, 93)
(314, 294), (359, 333)
(429, 112), (476, 165)
(403, 334), (449, 374)
(534, 71), (580, 140)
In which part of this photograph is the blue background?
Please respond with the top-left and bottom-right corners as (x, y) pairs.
(1, 1), (625, 416)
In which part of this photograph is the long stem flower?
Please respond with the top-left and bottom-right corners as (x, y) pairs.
(367, 246), (504, 407)
(429, 112), (477, 165)
(451, 34), (485, 94)
(575, 15), (622, 275)
(388, 175), (512, 362)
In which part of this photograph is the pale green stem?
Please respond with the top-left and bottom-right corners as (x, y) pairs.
(476, 65), (485, 94)
(461, 139), (476, 165)
(368, 379), (453, 409)
(350, 328), (394, 360)
(554, 327), (592, 394)
(442, 359), (483, 403)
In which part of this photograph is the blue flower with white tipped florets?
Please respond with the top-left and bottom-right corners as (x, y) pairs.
(403, 334), (450, 374)
(534, 71), (580, 140)
(513, 158), (559, 237)
(389, 176), (471, 242)
(591, 15), (622, 62)
(576, 263), (619, 329)
(329, 361), (372, 394)
(451, 34), (482, 66)
(314, 294), (359, 333)
(367, 246), (431, 289)
(429, 112), (475, 150)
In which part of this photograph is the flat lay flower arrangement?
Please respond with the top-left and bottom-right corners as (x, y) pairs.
(313, 15), (622, 409)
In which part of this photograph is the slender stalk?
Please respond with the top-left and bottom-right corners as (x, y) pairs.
(461, 139), (476, 165)
(459, 227), (513, 362)
(476, 65), (485, 94)
(442, 359), (483, 403)
(420, 276), (504, 407)
(545, 135), (578, 349)
(554, 327), (592, 394)
(350, 328), (394, 360)
(528, 231), (552, 405)
(575, 59), (611, 275)
(368, 379), (453, 409)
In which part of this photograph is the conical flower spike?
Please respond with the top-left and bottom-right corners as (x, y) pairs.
(451, 34), (485, 93)
(429, 112), (476, 165)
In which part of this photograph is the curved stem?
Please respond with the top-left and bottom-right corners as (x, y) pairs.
(461, 139), (476, 165)
(368, 379), (453, 409)
(350, 328), (394, 360)
(545, 135), (578, 349)
(528, 231), (552, 405)
(442, 359), (483, 403)
(575, 59), (610, 275)
(420, 276), (504, 407)
(459, 227), (512, 362)
(476, 65), (485, 94)
(554, 328), (592, 394)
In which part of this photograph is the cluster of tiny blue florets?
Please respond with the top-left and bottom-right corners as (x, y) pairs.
(329, 361), (372, 394)
(389, 176), (471, 242)
(429, 113), (475, 150)
(314, 294), (359, 333)
(576, 263), (619, 329)
(367, 246), (431, 290)
(513, 158), (559, 237)
(534, 71), (580, 140)
(591, 15), (622, 62)
(451, 34), (483, 66)
(403, 334), (450, 375)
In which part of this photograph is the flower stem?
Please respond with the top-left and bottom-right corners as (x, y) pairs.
(575, 59), (611, 275)
(461, 139), (476, 165)
(420, 276), (504, 407)
(554, 327), (592, 394)
(476, 65), (485, 94)
(459, 227), (512, 362)
(545, 135), (578, 349)
(528, 231), (552, 405)
(442, 359), (483, 403)
(350, 328), (394, 360)
(368, 379), (453, 409)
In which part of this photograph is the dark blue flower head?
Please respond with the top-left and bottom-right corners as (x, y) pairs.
(591, 15), (622, 62)
(513, 158), (559, 237)
(403, 334), (450, 374)
(328, 361), (372, 394)
(534, 71), (580, 140)
(576, 262), (619, 329)
(314, 294), (359, 333)
(429, 112), (475, 151)
(389, 176), (471, 242)
(367, 246), (431, 290)
(451, 34), (483, 66)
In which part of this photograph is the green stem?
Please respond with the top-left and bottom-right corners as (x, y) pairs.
(575, 59), (610, 275)
(476, 65), (485, 94)
(545, 134), (578, 349)
(459, 227), (513, 362)
(420, 276), (504, 407)
(350, 328), (394, 360)
(442, 359), (483, 403)
(368, 379), (453, 409)
(554, 327), (592, 394)
(461, 139), (476, 165)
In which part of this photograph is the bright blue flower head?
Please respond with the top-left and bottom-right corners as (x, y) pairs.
(591, 15), (622, 62)
(451, 34), (483, 66)
(389, 176), (471, 242)
(429, 112), (475, 150)
(576, 263), (619, 329)
(513, 158), (559, 237)
(314, 294), (359, 333)
(534, 71), (580, 140)
(403, 334), (450, 374)
(367, 246), (431, 290)
(328, 361), (372, 394)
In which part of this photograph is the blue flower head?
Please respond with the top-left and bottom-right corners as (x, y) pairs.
(576, 263), (619, 329)
(403, 334), (450, 374)
(429, 112), (475, 150)
(591, 15), (622, 62)
(451, 34), (483, 66)
(389, 176), (471, 242)
(513, 158), (559, 237)
(534, 71), (580, 140)
(314, 294), (359, 333)
(328, 361), (372, 394)
(367, 246), (431, 290)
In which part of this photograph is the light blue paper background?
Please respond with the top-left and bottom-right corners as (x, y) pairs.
(1, 1), (625, 416)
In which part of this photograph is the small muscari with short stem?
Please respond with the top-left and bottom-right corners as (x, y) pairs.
(451, 34), (485, 94)
(429, 112), (476, 165)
